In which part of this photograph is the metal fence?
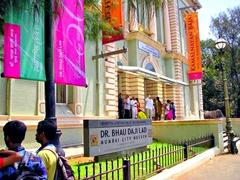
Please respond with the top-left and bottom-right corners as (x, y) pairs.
(76, 134), (214, 180)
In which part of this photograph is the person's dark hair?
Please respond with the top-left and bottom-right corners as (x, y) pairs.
(3, 120), (27, 144)
(37, 120), (57, 141)
(156, 97), (160, 101)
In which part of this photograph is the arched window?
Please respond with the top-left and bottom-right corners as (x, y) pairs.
(145, 63), (155, 72)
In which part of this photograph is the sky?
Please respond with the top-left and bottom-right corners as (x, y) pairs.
(198, 0), (239, 40)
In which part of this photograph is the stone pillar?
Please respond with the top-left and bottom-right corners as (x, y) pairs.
(198, 80), (204, 119)
(156, 82), (164, 100)
(121, 73), (144, 110)
(192, 80), (204, 119)
(163, 0), (172, 51)
(123, 0), (129, 36)
(163, 83), (185, 121)
(173, 60), (184, 119)
(164, 84), (174, 103)
(71, 87), (82, 115)
(168, 0), (181, 53)
(104, 45), (118, 118)
(6, 79), (12, 116)
(145, 80), (163, 99)
(129, 0), (138, 32)
(37, 82), (45, 115)
(163, 83), (183, 119)
(174, 85), (184, 119)
(149, 2), (157, 41)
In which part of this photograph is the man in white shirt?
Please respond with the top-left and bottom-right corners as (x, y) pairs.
(130, 97), (137, 119)
(145, 95), (153, 120)
(124, 95), (130, 118)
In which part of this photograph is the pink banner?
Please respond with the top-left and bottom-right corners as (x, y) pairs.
(54, 0), (86, 86)
(188, 72), (203, 80)
(3, 23), (21, 78)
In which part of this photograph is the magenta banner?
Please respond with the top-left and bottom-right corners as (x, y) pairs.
(54, 0), (86, 86)
(3, 23), (21, 79)
(3, 1), (45, 81)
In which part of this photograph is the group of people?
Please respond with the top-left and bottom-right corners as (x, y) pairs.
(145, 96), (176, 120)
(118, 93), (141, 119)
(118, 93), (176, 120)
(0, 120), (60, 180)
(164, 99), (176, 120)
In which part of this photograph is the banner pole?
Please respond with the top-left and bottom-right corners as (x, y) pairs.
(44, 0), (65, 156)
(45, 0), (55, 120)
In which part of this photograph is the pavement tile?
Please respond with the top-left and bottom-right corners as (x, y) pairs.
(174, 153), (240, 180)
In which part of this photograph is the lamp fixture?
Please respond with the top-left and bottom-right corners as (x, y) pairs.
(215, 38), (227, 50)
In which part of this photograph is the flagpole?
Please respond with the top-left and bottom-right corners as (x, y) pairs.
(44, 0), (65, 156)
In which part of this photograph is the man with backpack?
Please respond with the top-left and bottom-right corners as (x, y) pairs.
(36, 120), (58, 180)
(0, 120), (47, 180)
(36, 120), (74, 180)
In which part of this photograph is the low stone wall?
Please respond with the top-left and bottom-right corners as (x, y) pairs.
(152, 120), (225, 151)
(0, 118), (240, 152)
(0, 119), (84, 149)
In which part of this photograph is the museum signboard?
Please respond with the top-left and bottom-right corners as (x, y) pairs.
(84, 119), (152, 156)
(138, 41), (160, 58)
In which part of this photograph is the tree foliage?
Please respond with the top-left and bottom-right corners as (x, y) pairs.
(203, 6), (240, 117)
(201, 39), (224, 112)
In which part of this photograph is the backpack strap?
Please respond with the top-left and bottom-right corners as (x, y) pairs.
(18, 151), (31, 168)
(44, 149), (74, 180)
(42, 148), (58, 158)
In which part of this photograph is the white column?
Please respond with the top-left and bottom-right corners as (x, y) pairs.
(163, 0), (172, 51)
(123, 0), (129, 36)
(149, 2), (157, 41)
(129, 0), (138, 31)
(37, 82), (45, 115)
(197, 80), (204, 119)
(73, 86), (82, 115)
(6, 79), (12, 116)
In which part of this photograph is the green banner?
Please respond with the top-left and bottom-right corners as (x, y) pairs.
(4, 0), (45, 81)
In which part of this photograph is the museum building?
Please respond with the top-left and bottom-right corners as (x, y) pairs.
(0, 0), (203, 147)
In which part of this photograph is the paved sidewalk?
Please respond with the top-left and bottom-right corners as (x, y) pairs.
(174, 153), (240, 180)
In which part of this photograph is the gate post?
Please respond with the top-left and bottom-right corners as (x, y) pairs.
(123, 159), (130, 180)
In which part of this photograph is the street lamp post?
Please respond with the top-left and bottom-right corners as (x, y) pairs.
(45, 0), (64, 156)
(215, 38), (238, 154)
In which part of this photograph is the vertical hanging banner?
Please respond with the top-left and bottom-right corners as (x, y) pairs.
(185, 12), (202, 80)
(3, 24), (20, 79)
(102, 0), (124, 44)
(3, 0), (45, 81)
(54, 0), (86, 86)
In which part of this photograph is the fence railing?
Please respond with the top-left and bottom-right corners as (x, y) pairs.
(76, 134), (215, 180)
